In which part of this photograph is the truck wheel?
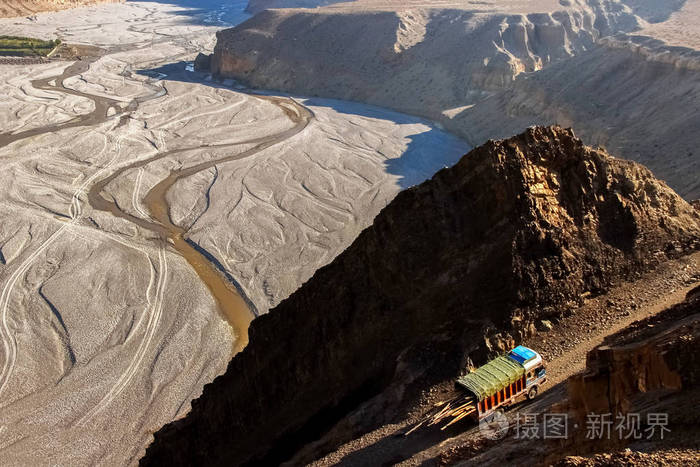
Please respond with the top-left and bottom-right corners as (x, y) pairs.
(527, 386), (538, 400)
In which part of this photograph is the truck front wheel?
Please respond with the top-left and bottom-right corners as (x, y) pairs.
(527, 386), (538, 400)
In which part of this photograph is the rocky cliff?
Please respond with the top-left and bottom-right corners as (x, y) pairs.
(141, 126), (700, 465)
(453, 35), (700, 200)
(210, 0), (700, 200)
(568, 284), (700, 418)
(0, 0), (122, 18)
(212, 3), (640, 116)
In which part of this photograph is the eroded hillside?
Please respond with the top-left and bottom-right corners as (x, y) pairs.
(212, 0), (700, 199)
(141, 126), (700, 465)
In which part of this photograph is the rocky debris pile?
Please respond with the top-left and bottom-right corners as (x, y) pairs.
(568, 285), (700, 417)
(141, 126), (700, 466)
(557, 449), (700, 466)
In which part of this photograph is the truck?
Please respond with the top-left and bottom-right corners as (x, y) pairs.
(456, 345), (547, 420)
(409, 345), (547, 432)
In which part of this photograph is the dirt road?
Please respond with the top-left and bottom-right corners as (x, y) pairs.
(311, 252), (700, 466)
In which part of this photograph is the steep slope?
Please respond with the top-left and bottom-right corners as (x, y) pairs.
(453, 35), (700, 200)
(212, 3), (641, 117)
(142, 126), (700, 466)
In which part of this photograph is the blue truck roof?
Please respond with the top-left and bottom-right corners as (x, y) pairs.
(507, 345), (536, 365)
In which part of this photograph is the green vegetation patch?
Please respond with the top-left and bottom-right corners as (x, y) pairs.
(0, 36), (61, 57)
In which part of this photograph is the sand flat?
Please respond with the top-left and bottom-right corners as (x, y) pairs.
(0, 1), (468, 464)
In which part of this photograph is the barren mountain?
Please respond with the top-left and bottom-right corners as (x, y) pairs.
(452, 35), (700, 201)
(0, 0), (122, 18)
(212, 0), (700, 199)
(141, 126), (700, 465)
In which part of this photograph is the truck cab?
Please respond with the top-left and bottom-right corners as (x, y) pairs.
(508, 345), (546, 399)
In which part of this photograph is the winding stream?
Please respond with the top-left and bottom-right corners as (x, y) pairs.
(1, 49), (313, 353)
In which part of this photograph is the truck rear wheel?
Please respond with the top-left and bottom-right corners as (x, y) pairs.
(527, 386), (538, 400)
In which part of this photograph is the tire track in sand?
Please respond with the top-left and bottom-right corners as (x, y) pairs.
(0, 134), (115, 403)
(76, 244), (167, 426)
(89, 95), (314, 353)
(1, 49), (313, 399)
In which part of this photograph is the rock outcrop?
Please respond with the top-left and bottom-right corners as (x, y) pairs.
(568, 284), (700, 417)
(193, 52), (211, 72)
(141, 126), (700, 466)
(544, 285), (700, 464)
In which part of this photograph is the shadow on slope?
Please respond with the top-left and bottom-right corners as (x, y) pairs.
(302, 97), (469, 189)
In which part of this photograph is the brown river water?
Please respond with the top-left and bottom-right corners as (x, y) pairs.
(0, 49), (313, 353)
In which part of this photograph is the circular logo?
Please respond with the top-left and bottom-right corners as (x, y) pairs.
(479, 410), (509, 440)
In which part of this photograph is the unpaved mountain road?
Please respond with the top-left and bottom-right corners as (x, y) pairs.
(0, 2), (468, 463)
(309, 252), (700, 466)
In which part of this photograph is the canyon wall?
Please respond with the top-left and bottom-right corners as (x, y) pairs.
(452, 35), (700, 201)
(212, 3), (640, 118)
(212, 0), (700, 199)
(0, 0), (122, 18)
(142, 126), (700, 465)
